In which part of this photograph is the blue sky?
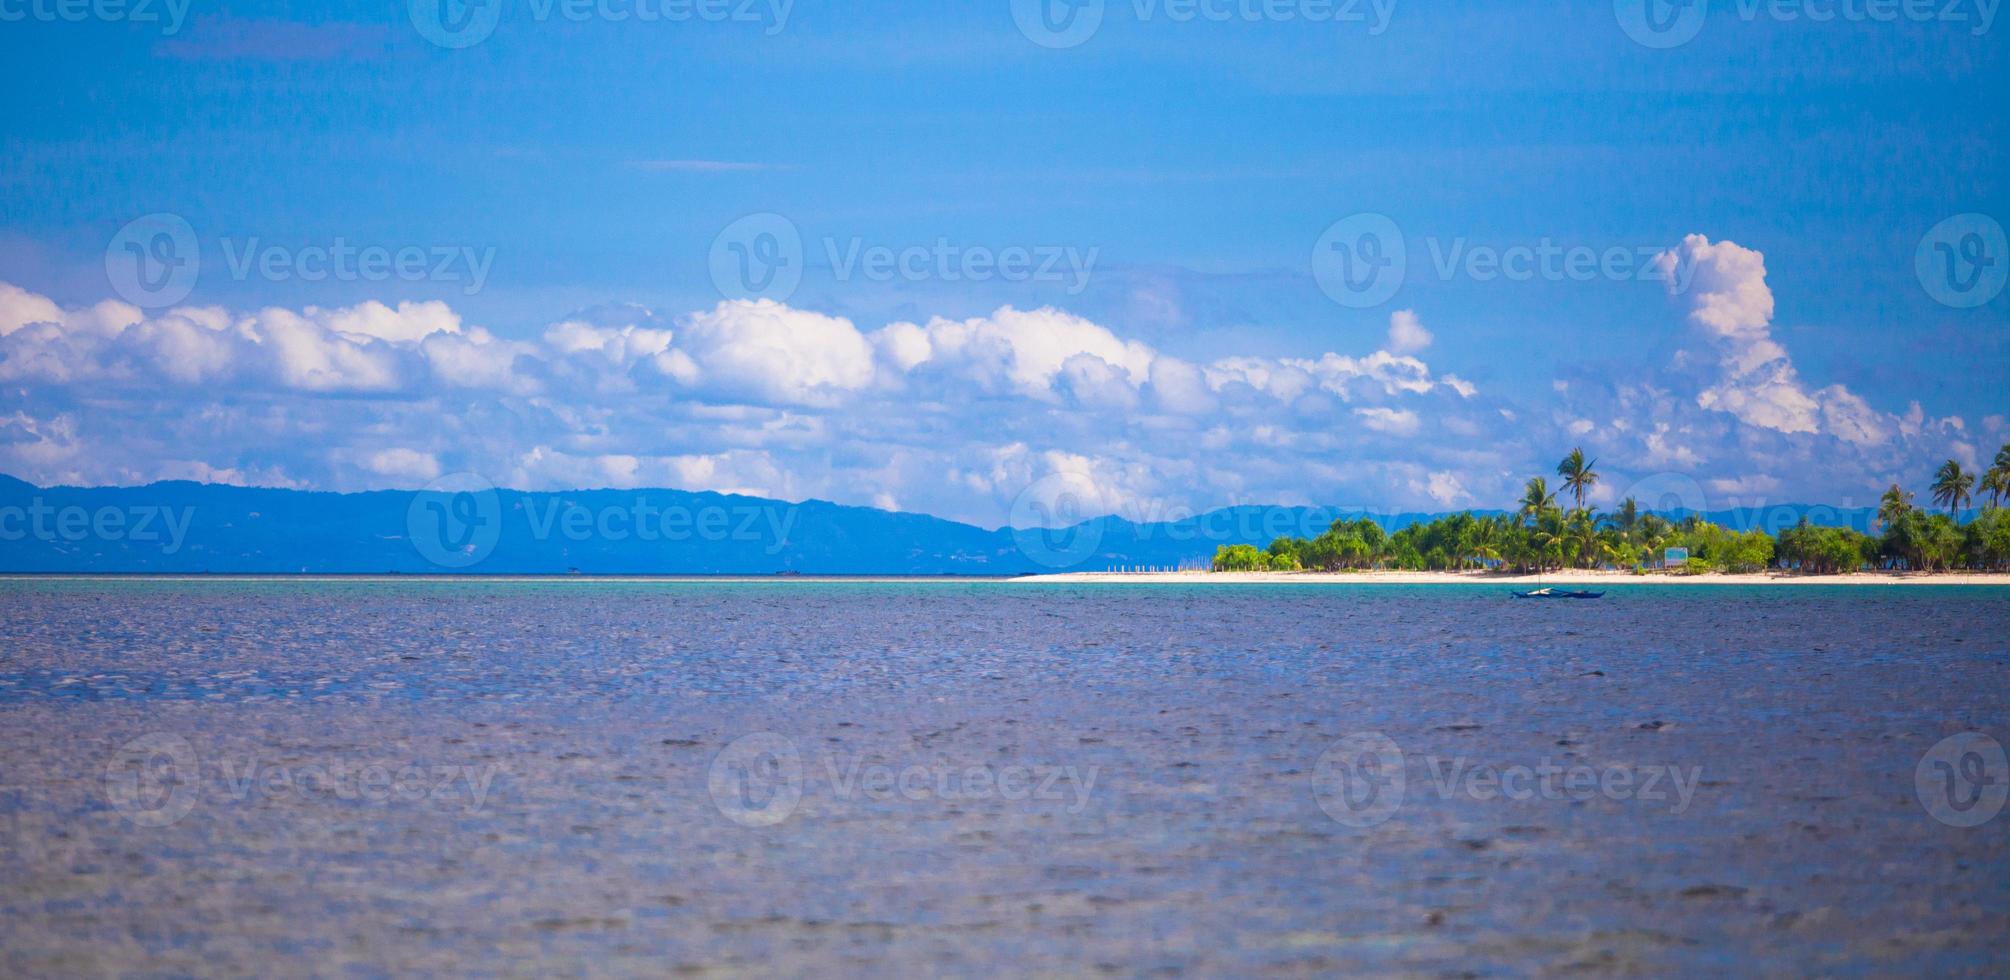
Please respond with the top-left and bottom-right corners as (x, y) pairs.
(1, 0), (2005, 525)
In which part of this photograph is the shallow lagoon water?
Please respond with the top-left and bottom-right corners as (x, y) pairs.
(1, 579), (2006, 974)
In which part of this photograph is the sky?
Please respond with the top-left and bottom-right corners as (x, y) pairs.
(0, 0), (2006, 527)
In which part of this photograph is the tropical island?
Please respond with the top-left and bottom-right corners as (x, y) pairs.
(1032, 444), (2010, 584)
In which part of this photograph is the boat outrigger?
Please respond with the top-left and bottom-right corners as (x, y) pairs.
(1511, 587), (1604, 599)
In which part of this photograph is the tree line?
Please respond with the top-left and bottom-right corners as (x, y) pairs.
(1213, 445), (2010, 575)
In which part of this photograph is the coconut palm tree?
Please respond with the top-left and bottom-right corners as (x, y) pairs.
(1565, 509), (1601, 568)
(1984, 444), (2010, 509)
(1930, 460), (1975, 521)
(1610, 497), (1641, 542)
(1877, 484), (1914, 532)
(1519, 477), (1557, 527)
(1983, 467), (2010, 511)
(1467, 516), (1503, 569)
(1556, 448), (1599, 513)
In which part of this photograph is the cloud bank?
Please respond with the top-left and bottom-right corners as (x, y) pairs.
(0, 235), (1991, 524)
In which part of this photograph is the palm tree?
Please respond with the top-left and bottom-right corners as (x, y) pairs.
(1877, 484), (1914, 532)
(1468, 517), (1503, 569)
(1983, 467), (2010, 511)
(1565, 509), (1601, 568)
(1984, 443), (2010, 509)
(1556, 448), (1599, 512)
(1930, 460), (1975, 521)
(1518, 476), (1557, 527)
(1610, 497), (1640, 542)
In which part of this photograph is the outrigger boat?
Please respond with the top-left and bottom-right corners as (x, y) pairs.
(1511, 587), (1604, 599)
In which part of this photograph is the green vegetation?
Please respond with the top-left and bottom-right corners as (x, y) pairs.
(1211, 445), (2010, 576)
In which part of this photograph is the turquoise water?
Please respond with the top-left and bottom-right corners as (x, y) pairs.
(1, 579), (2006, 973)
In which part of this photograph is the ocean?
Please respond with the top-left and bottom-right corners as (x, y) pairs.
(2, 578), (2005, 974)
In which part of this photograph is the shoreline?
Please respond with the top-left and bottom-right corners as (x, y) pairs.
(3, 570), (2007, 586)
(1014, 569), (2010, 586)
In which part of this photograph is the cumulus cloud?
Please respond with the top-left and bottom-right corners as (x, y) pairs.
(1386, 309), (1432, 354)
(1532, 234), (1972, 510)
(674, 300), (876, 406)
(364, 448), (442, 482)
(0, 281), (1502, 521)
(888, 306), (1156, 397)
(1658, 234), (1879, 442)
(2, 242), (1975, 526)
(1355, 406), (1422, 436)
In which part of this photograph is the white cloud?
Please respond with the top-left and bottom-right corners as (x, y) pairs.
(1707, 474), (1781, 496)
(1424, 470), (1468, 506)
(1, 256), (1975, 527)
(0, 283), (64, 336)
(1658, 234), (1882, 442)
(674, 300), (876, 406)
(1386, 309), (1432, 354)
(321, 300), (461, 344)
(364, 448), (442, 483)
(1355, 406), (1422, 436)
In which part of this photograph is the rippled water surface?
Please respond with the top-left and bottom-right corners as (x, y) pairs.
(2, 578), (2006, 975)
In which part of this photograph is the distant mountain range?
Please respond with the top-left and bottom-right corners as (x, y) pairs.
(0, 474), (1880, 575)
